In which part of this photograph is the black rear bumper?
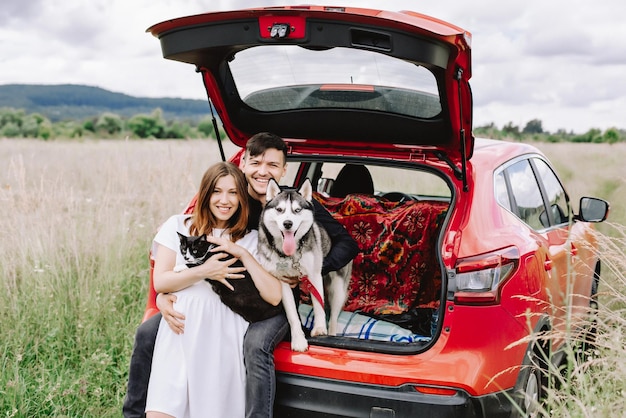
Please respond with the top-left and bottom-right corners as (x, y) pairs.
(275, 373), (515, 418)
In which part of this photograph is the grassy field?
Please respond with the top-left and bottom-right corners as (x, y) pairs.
(0, 138), (624, 416)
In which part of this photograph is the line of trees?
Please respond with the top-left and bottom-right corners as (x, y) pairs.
(474, 119), (624, 144)
(1, 107), (624, 143)
(0, 107), (218, 140)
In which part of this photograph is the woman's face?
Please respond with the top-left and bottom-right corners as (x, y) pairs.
(210, 174), (240, 229)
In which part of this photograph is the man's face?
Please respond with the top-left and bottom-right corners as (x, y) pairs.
(240, 148), (287, 203)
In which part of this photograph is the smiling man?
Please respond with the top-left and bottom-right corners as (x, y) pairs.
(240, 133), (287, 205)
(237, 133), (358, 417)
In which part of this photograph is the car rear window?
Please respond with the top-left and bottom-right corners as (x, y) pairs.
(229, 45), (441, 119)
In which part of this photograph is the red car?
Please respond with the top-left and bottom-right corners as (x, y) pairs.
(146, 6), (609, 417)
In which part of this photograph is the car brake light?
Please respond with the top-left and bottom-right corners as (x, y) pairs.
(413, 386), (458, 396)
(453, 246), (519, 304)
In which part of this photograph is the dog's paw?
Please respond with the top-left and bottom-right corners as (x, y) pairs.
(291, 335), (309, 352)
(310, 325), (328, 337)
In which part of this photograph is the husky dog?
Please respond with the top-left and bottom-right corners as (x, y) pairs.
(176, 232), (283, 323)
(257, 178), (352, 352)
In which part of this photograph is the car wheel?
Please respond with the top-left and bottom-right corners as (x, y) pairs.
(521, 361), (543, 418)
(513, 344), (548, 418)
(579, 261), (601, 357)
(590, 261), (600, 311)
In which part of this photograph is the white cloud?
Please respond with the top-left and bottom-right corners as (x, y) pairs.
(1, 0), (625, 133)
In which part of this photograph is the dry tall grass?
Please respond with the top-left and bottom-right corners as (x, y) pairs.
(538, 222), (626, 417)
(0, 139), (238, 279)
(0, 138), (234, 416)
(0, 138), (624, 416)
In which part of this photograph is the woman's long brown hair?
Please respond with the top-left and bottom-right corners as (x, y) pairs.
(188, 162), (249, 242)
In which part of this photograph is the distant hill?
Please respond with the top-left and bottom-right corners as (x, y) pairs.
(0, 84), (211, 122)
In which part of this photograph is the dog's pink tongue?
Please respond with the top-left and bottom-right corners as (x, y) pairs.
(283, 230), (296, 256)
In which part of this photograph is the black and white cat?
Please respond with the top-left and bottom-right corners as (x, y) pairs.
(176, 232), (283, 323)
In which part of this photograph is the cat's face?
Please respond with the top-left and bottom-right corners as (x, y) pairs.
(177, 232), (214, 265)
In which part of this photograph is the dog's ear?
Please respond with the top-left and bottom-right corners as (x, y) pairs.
(266, 178), (281, 201)
(298, 178), (313, 202)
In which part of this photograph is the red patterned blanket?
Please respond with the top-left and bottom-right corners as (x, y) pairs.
(314, 193), (448, 315)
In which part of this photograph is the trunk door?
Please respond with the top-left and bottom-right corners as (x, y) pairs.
(148, 6), (474, 163)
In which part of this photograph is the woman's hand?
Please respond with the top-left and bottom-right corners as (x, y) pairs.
(153, 244), (245, 293)
(195, 250), (246, 291)
(208, 235), (283, 306)
(206, 235), (247, 259)
(156, 293), (185, 334)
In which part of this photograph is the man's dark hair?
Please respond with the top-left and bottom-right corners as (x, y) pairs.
(245, 132), (288, 162)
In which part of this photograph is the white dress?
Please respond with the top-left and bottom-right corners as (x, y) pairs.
(145, 214), (258, 418)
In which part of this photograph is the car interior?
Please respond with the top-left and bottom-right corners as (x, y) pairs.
(282, 159), (452, 350)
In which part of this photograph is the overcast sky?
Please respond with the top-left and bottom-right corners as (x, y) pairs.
(1, 0), (624, 133)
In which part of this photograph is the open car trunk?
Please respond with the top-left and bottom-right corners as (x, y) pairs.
(277, 157), (451, 354)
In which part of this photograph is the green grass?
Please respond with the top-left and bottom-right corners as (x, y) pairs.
(0, 138), (624, 416)
(0, 242), (147, 416)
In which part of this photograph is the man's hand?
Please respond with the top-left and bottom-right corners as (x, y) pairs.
(280, 275), (301, 289)
(156, 293), (185, 334)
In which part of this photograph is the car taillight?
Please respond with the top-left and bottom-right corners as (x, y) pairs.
(453, 246), (519, 305)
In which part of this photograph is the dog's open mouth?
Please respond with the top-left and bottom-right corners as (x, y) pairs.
(282, 230), (297, 256)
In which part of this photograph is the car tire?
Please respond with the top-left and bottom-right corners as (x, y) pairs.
(513, 343), (548, 418)
(590, 261), (600, 311)
(579, 261), (601, 357)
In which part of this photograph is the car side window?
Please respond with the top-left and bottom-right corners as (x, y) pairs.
(532, 158), (569, 225)
(494, 171), (512, 211)
(505, 159), (546, 230)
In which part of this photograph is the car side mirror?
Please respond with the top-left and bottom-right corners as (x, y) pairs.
(575, 197), (609, 222)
